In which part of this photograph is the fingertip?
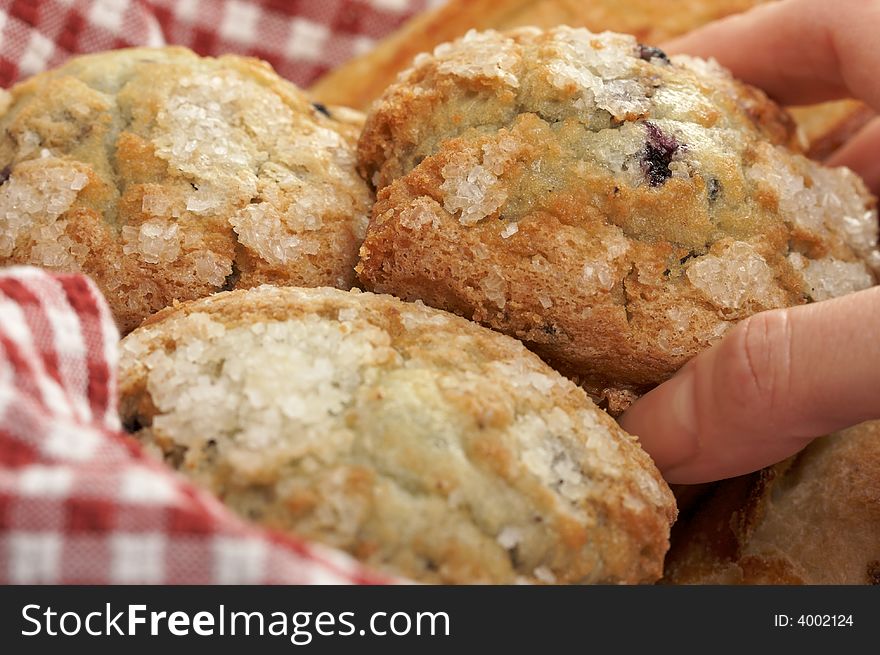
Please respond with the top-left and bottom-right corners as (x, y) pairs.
(658, 6), (765, 58)
(658, 0), (875, 107)
(824, 115), (880, 195)
(621, 312), (808, 483)
(634, 299), (878, 483)
(619, 365), (701, 474)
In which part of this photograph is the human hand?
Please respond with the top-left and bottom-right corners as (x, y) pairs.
(619, 0), (880, 483)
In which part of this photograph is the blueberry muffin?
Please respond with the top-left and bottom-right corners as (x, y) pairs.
(356, 27), (880, 405)
(0, 47), (372, 333)
(118, 285), (676, 584)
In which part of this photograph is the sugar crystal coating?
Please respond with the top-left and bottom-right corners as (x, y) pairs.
(545, 28), (653, 121)
(440, 155), (507, 225)
(788, 253), (874, 302)
(122, 220), (181, 265)
(0, 158), (89, 263)
(430, 29), (521, 89)
(686, 241), (783, 312)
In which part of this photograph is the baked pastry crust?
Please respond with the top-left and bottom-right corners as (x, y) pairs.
(118, 285), (676, 584)
(0, 47), (372, 333)
(663, 421), (880, 585)
(356, 27), (879, 397)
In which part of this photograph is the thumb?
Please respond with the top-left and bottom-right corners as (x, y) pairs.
(619, 286), (880, 483)
(825, 116), (880, 195)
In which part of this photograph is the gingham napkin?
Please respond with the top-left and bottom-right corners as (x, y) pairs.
(0, 267), (394, 583)
(0, 0), (434, 584)
(0, 0), (433, 89)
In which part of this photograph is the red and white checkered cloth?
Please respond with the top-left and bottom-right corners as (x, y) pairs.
(0, 0), (437, 584)
(0, 267), (394, 583)
(0, 0), (437, 89)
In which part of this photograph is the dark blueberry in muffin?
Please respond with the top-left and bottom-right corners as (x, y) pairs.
(707, 176), (722, 202)
(642, 122), (680, 186)
(312, 102), (332, 118)
(638, 44), (671, 64)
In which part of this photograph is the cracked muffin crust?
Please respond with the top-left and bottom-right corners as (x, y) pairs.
(356, 27), (880, 403)
(118, 285), (676, 584)
(0, 47), (372, 333)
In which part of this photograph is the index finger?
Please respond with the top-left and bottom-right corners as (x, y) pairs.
(662, 0), (880, 110)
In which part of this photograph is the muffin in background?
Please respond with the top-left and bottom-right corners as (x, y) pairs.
(0, 47), (372, 333)
(118, 285), (676, 584)
(663, 421), (880, 585)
